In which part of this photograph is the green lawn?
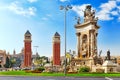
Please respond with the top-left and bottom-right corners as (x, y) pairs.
(0, 71), (120, 77)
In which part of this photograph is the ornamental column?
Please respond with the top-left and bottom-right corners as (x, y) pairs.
(94, 33), (98, 56)
(76, 33), (81, 58)
(90, 29), (95, 57)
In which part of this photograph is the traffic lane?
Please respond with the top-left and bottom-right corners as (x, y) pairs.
(0, 76), (119, 80)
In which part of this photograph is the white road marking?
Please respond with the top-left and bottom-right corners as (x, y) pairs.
(105, 77), (113, 80)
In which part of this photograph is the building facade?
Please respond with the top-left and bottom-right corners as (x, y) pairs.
(11, 49), (24, 67)
(53, 32), (61, 66)
(24, 30), (32, 67)
(0, 50), (7, 67)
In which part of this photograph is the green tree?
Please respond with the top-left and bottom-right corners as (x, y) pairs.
(10, 58), (16, 67)
(34, 59), (42, 66)
(4, 56), (11, 68)
(33, 56), (49, 67)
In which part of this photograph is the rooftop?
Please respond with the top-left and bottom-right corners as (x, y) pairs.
(54, 32), (60, 37)
(25, 30), (31, 35)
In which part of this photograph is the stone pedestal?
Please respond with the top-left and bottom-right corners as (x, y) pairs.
(102, 60), (117, 73)
(68, 66), (76, 73)
(88, 57), (95, 71)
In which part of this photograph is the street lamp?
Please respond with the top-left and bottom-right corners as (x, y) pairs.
(60, 5), (72, 75)
(34, 46), (39, 54)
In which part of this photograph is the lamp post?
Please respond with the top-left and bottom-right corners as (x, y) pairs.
(34, 46), (39, 54)
(60, 5), (72, 75)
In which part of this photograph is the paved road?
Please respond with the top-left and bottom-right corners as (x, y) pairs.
(0, 76), (119, 80)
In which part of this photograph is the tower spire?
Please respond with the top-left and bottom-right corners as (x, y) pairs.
(24, 30), (32, 67)
(53, 32), (61, 66)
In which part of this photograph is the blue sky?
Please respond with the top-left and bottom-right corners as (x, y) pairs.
(0, 0), (120, 57)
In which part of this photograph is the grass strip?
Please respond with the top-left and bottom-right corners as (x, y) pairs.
(0, 71), (120, 77)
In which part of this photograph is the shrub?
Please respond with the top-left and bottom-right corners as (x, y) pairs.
(35, 67), (45, 72)
(78, 66), (90, 73)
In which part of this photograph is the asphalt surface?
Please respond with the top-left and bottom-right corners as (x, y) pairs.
(0, 76), (119, 80)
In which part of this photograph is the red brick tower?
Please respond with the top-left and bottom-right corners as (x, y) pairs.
(24, 30), (32, 67)
(53, 32), (61, 66)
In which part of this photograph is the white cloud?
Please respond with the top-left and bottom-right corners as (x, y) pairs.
(96, 0), (120, 21)
(72, 0), (120, 21)
(96, 0), (117, 20)
(41, 17), (48, 21)
(116, 0), (120, 2)
(117, 6), (120, 13)
(46, 14), (52, 17)
(60, 0), (68, 2)
(41, 14), (52, 21)
(118, 17), (120, 21)
(8, 1), (36, 17)
(27, 0), (37, 3)
(72, 4), (91, 17)
(111, 11), (118, 15)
